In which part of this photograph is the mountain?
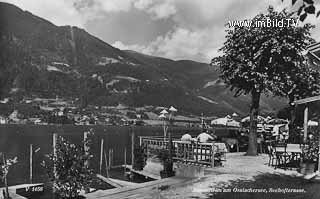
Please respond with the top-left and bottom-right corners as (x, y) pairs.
(0, 2), (287, 117)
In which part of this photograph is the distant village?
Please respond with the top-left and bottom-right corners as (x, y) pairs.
(0, 95), (293, 139)
(0, 96), (203, 127)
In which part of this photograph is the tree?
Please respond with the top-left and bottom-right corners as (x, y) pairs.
(285, 0), (320, 21)
(212, 7), (315, 155)
(42, 132), (95, 199)
(272, 63), (320, 138)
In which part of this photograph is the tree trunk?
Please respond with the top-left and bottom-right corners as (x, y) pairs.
(247, 90), (260, 156)
(288, 95), (297, 143)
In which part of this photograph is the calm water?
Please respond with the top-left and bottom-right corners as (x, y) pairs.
(0, 124), (204, 186)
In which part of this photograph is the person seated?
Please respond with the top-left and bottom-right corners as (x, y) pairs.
(197, 132), (214, 143)
(181, 133), (192, 142)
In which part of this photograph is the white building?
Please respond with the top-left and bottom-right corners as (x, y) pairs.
(0, 116), (7, 124)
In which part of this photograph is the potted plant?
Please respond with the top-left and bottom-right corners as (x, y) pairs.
(158, 149), (175, 178)
(300, 138), (319, 175)
(133, 145), (147, 171)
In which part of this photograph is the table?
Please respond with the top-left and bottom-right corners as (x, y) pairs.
(274, 144), (302, 169)
(274, 144), (302, 153)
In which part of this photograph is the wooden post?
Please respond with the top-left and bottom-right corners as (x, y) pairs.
(124, 148), (127, 175)
(211, 143), (215, 167)
(237, 141), (239, 152)
(139, 137), (142, 147)
(53, 133), (57, 196)
(30, 144), (33, 184)
(104, 149), (109, 178)
(109, 149), (112, 169)
(200, 144), (203, 161)
(111, 149), (114, 167)
(303, 106), (308, 143)
(191, 143), (194, 160)
(131, 127), (135, 167)
(183, 144), (187, 162)
(168, 129), (173, 165)
(84, 131), (89, 168)
(196, 142), (198, 163)
(99, 138), (104, 174)
(84, 131), (90, 193)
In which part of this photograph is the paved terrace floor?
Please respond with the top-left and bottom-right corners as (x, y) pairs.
(86, 153), (319, 199)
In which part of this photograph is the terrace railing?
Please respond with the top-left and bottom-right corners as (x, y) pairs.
(139, 136), (227, 167)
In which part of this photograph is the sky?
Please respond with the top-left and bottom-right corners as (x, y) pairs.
(2, 0), (320, 62)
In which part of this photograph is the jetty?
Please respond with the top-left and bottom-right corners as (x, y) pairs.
(96, 174), (138, 188)
(85, 176), (192, 199)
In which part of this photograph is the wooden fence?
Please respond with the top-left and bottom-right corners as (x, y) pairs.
(139, 136), (227, 167)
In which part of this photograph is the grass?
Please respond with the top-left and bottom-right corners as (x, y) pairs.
(206, 173), (320, 199)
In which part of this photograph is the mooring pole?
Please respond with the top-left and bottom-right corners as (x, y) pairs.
(124, 147), (127, 175)
(99, 138), (104, 174)
(30, 144), (33, 184)
(104, 149), (109, 178)
(109, 149), (112, 170)
(53, 133), (57, 197)
(131, 126), (135, 167)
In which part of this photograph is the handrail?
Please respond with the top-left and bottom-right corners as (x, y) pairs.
(139, 136), (226, 167)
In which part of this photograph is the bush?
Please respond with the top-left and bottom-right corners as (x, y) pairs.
(41, 131), (95, 199)
(133, 145), (146, 171)
(158, 149), (174, 178)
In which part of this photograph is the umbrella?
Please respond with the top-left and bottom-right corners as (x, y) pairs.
(169, 106), (178, 112)
(160, 109), (168, 114)
(211, 117), (240, 127)
(241, 115), (266, 123)
(232, 112), (239, 117)
(308, 120), (318, 126)
(266, 118), (288, 125)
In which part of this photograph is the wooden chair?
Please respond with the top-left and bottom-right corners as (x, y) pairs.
(267, 145), (278, 168)
(273, 143), (291, 170)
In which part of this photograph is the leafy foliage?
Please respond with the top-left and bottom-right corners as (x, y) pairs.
(287, 0), (320, 21)
(0, 155), (18, 180)
(212, 7), (315, 155)
(302, 134), (319, 163)
(41, 131), (95, 199)
(132, 145), (147, 171)
(212, 7), (314, 97)
(158, 149), (173, 172)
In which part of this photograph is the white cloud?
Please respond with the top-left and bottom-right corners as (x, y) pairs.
(147, 0), (176, 19)
(3, 0), (320, 62)
(113, 41), (147, 53)
(96, 0), (133, 12)
(133, 0), (153, 9)
(113, 27), (222, 62)
(115, 0), (320, 62)
(133, 0), (176, 19)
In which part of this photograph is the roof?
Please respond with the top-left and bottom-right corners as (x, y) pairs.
(307, 42), (320, 66)
(294, 95), (320, 105)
